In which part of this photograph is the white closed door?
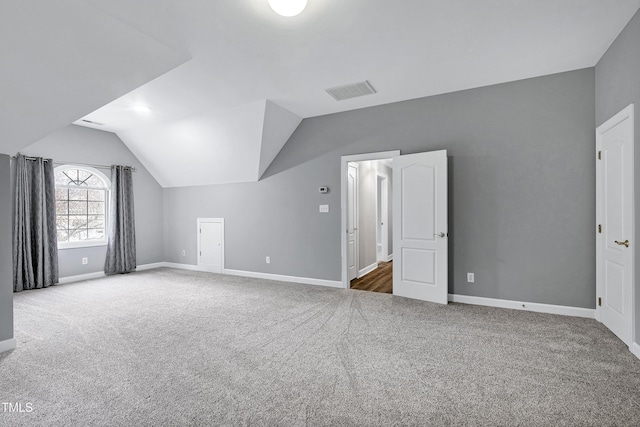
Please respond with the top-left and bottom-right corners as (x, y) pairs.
(347, 163), (359, 281)
(199, 220), (223, 273)
(596, 104), (634, 347)
(393, 150), (448, 304)
(377, 175), (389, 262)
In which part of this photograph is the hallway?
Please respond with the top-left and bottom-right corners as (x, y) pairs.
(350, 261), (392, 294)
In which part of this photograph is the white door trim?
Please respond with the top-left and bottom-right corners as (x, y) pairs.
(197, 218), (225, 273)
(595, 103), (634, 348)
(341, 150), (400, 289)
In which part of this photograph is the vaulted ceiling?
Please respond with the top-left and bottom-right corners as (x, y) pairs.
(2, 0), (639, 187)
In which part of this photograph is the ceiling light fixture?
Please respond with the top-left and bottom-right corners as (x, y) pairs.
(267, 0), (307, 17)
(133, 105), (151, 114)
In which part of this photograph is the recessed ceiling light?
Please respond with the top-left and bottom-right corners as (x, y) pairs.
(268, 0), (307, 17)
(133, 105), (151, 114)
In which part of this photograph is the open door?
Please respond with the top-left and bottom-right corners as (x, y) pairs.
(392, 150), (448, 304)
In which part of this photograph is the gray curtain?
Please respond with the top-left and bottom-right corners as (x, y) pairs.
(104, 166), (136, 274)
(13, 154), (59, 292)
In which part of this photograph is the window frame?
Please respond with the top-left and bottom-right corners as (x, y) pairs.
(54, 165), (110, 250)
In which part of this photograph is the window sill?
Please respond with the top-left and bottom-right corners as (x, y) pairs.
(58, 241), (108, 250)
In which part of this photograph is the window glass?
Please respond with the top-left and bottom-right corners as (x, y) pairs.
(54, 167), (109, 247)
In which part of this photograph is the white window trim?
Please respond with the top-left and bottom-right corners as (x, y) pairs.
(54, 165), (111, 250)
(59, 240), (109, 250)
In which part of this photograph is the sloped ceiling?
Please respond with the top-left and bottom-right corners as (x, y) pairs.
(117, 100), (301, 187)
(3, 0), (640, 187)
(0, 0), (188, 155)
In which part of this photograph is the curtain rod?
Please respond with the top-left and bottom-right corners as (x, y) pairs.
(11, 155), (137, 172)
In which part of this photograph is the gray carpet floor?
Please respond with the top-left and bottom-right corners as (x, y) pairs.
(1, 268), (639, 426)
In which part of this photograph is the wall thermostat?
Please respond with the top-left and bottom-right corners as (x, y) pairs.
(319, 186), (328, 193)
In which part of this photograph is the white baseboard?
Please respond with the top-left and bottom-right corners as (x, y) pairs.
(0, 338), (16, 354)
(58, 271), (105, 285)
(136, 262), (166, 271)
(632, 342), (640, 360)
(386, 254), (393, 262)
(223, 269), (343, 288)
(58, 262), (164, 283)
(162, 262), (201, 271)
(448, 294), (595, 319)
(358, 262), (378, 279)
(156, 262), (343, 289)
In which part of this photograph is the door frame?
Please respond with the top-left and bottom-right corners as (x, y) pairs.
(595, 103), (635, 347)
(376, 172), (390, 262)
(341, 150), (400, 289)
(197, 217), (225, 273)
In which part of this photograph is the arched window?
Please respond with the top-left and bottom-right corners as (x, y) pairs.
(54, 166), (110, 248)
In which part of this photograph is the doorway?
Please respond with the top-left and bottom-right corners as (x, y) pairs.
(342, 151), (398, 294)
(341, 150), (449, 305)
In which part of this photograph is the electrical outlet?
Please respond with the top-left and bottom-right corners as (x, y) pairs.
(319, 204), (329, 213)
(181, 250), (186, 256)
(467, 273), (474, 283)
(266, 256), (271, 264)
(82, 257), (88, 265)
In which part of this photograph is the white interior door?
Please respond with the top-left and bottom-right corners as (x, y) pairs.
(198, 218), (224, 273)
(393, 150), (448, 304)
(596, 104), (634, 347)
(377, 175), (389, 262)
(347, 163), (359, 281)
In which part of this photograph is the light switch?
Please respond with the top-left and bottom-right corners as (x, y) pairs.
(319, 204), (329, 213)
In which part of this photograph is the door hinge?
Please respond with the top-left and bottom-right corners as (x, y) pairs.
(598, 224), (602, 234)
(200, 251), (202, 256)
(598, 150), (601, 160)
(598, 297), (601, 307)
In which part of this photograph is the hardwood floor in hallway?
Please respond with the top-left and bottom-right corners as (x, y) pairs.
(350, 261), (392, 294)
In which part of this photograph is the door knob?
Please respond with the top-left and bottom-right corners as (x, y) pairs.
(614, 239), (630, 248)
(434, 232), (446, 238)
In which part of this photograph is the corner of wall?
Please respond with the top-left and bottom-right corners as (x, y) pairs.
(0, 154), (14, 343)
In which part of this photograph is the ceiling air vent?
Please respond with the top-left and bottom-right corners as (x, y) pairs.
(81, 119), (105, 126)
(325, 80), (377, 101)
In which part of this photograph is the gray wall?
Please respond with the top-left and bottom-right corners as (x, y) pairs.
(595, 9), (640, 343)
(164, 68), (596, 309)
(20, 125), (164, 278)
(0, 155), (13, 343)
